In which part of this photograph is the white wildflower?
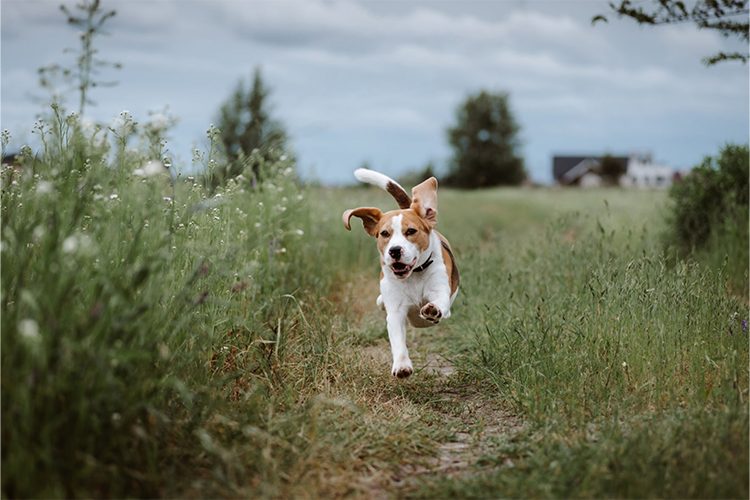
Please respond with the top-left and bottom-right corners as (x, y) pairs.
(145, 161), (165, 177)
(134, 160), (165, 179)
(62, 235), (78, 254)
(295, 229), (304, 236)
(19, 319), (40, 341)
(109, 194), (119, 200)
(36, 181), (54, 194)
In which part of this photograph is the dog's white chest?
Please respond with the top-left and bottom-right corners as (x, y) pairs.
(380, 261), (450, 328)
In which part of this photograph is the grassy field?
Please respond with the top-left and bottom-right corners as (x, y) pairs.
(2, 113), (748, 498)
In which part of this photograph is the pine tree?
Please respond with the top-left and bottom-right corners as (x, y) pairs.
(215, 67), (288, 181)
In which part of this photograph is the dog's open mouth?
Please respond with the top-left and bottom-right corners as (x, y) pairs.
(390, 260), (415, 278)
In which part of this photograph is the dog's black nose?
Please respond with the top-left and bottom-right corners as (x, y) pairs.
(388, 246), (402, 260)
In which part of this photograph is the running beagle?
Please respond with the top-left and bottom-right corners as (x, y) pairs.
(343, 169), (459, 378)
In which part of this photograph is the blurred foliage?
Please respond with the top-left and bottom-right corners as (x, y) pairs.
(593, 0), (749, 65)
(1, 105), (318, 497)
(215, 67), (290, 187)
(599, 153), (628, 185)
(665, 144), (750, 298)
(445, 90), (526, 188)
(667, 143), (748, 251)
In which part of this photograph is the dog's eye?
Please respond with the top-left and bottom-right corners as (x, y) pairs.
(405, 228), (417, 236)
(380, 230), (390, 238)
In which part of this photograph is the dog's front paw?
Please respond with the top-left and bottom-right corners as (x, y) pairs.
(419, 302), (442, 324)
(391, 359), (414, 379)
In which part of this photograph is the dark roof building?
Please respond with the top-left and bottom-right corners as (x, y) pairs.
(553, 155), (628, 185)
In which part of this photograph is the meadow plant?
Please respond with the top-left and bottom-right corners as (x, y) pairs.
(471, 220), (747, 421)
(443, 203), (748, 498)
(664, 143), (749, 296)
(0, 105), (346, 497)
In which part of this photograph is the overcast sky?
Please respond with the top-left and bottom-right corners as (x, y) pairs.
(2, 0), (748, 184)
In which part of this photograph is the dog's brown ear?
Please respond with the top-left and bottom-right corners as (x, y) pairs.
(342, 207), (383, 237)
(411, 177), (438, 228)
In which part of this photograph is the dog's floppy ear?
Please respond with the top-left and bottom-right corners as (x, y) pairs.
(411, 177), (438, 228)
(342, 207), (383, 237)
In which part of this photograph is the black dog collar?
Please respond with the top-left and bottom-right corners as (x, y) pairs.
(412, 253), (433, 273)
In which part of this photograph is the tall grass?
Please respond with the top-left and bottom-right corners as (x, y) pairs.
(0, 108), (402, 497)
(414, 191), (749, 498)
(473, 220), (746, 422)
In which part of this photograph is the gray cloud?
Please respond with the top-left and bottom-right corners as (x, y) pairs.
(2, 0), (747, 183)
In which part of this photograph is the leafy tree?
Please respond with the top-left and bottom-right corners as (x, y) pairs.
(215, 67), (289, 182)
(445, 90), (525, 188)
(593, 0), (749, 65)
(38, 0), (121, 114)
(599, 154), (628, 185)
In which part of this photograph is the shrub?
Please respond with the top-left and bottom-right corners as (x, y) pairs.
(668, 143), (748, 252)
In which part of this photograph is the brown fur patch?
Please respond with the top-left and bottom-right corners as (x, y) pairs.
(375, 210), (432, 256)
(386, 182), (412, 209)
(437, 231), (459, 297)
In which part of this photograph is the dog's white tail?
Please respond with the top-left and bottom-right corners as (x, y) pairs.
(354, 168), (412, 209)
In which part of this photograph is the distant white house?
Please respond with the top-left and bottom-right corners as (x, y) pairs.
(619, 153), (674, 189)
(553, 152), (673, 188)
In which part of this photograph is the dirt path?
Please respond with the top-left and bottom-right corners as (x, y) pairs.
(333, 271), (523, 497)
(357, 327), (524, 498)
